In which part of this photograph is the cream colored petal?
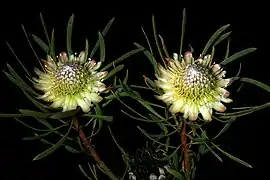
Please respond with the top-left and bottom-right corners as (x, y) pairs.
(216, 87), (230, 97)
(50, 98), (65, 108)
(75, 96), (90, 113)
(212, 64), (221, 73)
(221, 97), (233, 103)
(158, 64), (171, 77)
(183, 104), (190, 119)
(91, 71), (108, 80)
(85, 92), (103, 103)
(92, 62), (102, 71)
(169, 99), (184, 114)
(173, 53), (178, 61)
(79, 51), (86, 63)
(85, 60), (96, 70)
(62, 96), (71, 112)
(67, 97), (78, 111)
(211, 102), (226, 112)
(156, 92), (174, 104)
(217, 79), (231, 87)
(188, 104), (199, 121)
(199, 105), (212, 121)
(91, 83), (106, 92)
(217, 70), (226, 78)
(34, 67), (47, 76)
(155, 81), (173, 90)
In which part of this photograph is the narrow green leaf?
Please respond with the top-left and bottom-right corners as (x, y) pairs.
(165, 167), (185, 180)
(83, 114), (113, 122)
(35, 117), (53, 129)
(240, 77), (270, 92)
(65, 145), (82, 154)
(39, 13), (51, 46)
(104, 92), (129, 100)
(152, 15), (166, 67)
(204, 142), (223, 162)
(213, 31), (232, 47)
(50, 109), (78, 119)
(6, 64), (30, 88)
(133, 98), (165, 120)
(213, 121), (233, 140)
(31, 34), (49, 53)
(137, 126), (177, 149)
(21, 25), (44, 71)
(216, 102), (270, 118)
(90, 18), (115, 58)
(225, 38), (230, 59)
(14, 118), (50, 132)
(4, 70), (37, 96)
(22, 90), (49, 112)
(202, 24), (230, 56)
(98, 32), (105, 62)
(108, 125), (129, 164)
(101, 48), (142, 71)
(121, 110), (165, 123)
(123, 69), (129, 85)
(67, 14), (74, 56)
(144, 76), (157, 89)
(141, 26), (153, 55)
(33, 121), (73, 160)
(110, 90), (148, 120)
(221, 48), (257, 65)
(173, 152), (179, 171)
(159, 35), (170, 58)
(19, 109), (52, 118)
(23, 123), (68, 140)
(179, 8), (186, 56)
(49, 28), (56, 59)
(134, 42), (158, 74)
(212, 143), (252, 168)
(5, 42), (31, 77)
(78, 165), (93, 180)
(103, 64), (124, 81)
(0, 113), (27, 118)
(84, 39), (89, 62)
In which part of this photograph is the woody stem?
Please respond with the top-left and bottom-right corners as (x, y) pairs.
(73, 116), (119, 180)
(180, 117), (191, 179)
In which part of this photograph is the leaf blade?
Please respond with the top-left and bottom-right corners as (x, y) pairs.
(221, 48), (257, 65)
(33, 121), (73, 160)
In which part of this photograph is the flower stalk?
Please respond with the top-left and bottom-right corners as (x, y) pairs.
(72, 116), (119, 180)
(180, 116), (191, 179)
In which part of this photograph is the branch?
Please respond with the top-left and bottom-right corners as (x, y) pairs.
(73, 116), (119, 180)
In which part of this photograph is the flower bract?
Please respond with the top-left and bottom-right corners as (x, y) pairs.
(155, 51), (233, 121)
(33, 51), (108, 113)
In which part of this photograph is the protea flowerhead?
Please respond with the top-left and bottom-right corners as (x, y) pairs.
(155, 51), (233, 121)
(33, 51), (108, 113)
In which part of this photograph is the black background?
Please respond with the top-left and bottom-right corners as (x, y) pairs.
(0, 7), (268, 180)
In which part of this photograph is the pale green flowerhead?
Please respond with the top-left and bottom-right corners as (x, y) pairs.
(155, 51), (233, 121)
(33, 51), (108, 113)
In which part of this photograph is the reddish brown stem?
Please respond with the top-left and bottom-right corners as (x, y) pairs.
(181, 121), (191, 175)
(73, 117), (119, 180)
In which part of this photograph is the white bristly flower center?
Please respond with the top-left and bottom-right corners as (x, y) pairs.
(177, 64), (216, 97)
(54, 62), (89, 95)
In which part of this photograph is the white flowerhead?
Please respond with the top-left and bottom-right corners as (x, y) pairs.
(33, 51), (108, 113)
(155, 51), (233, 121)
